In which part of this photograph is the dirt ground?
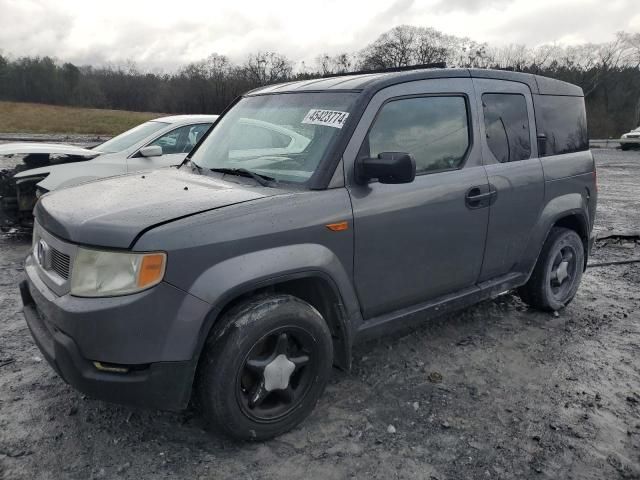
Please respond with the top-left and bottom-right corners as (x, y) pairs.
(1, 149), (639, 480)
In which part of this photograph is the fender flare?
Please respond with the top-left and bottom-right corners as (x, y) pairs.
(186, 243), (362, 369)
(518, 192), (590, 277)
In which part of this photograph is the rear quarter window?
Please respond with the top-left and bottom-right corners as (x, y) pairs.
(534, 95), (588, 156)
(482, 93), (531, 163)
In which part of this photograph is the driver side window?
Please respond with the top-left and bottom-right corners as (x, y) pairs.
(148, 125), (192, 155)
(362, 96), (471, 175)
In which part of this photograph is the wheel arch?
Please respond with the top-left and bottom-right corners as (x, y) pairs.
(526, 209), (590, 277)
(553, 213), (589, 249)
(183, 244), (360, 374)
(199, 272), (353, 371)
(519, 192), (591, 278)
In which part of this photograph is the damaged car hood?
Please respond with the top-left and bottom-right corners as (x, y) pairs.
(34, 168), (283, 248)
(0, 143), (100, 158)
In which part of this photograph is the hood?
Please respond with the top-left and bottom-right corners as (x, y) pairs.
(35, 168), (281, 248)
(0, 142), (100, 158)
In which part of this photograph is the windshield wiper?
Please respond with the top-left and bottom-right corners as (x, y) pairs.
(176, 156), (192, 170)
(173, 158), (203, 174)
(209, 167), (275, 186)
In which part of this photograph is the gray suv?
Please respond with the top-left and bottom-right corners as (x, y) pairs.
(20, 67), (597, 441)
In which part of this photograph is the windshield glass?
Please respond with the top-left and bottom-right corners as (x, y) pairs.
(97, 121), (168, 153)
(190, 92), (358, 184)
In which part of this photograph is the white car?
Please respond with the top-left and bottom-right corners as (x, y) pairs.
(1, 115), (217, 227)
(621, 126), (640, 150)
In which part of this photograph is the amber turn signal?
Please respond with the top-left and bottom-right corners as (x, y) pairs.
(137, 253), (167, 288)
(326, 221), (349, 232)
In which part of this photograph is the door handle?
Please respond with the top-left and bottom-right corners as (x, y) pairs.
(465, 186), (497, 209)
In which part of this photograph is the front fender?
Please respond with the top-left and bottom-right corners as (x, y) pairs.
(183, 243), (361, 365)
(517, 192), (589, 276)
(187, 244), (355, 306)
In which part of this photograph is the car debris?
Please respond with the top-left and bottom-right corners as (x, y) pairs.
(0, 144), (99, 230)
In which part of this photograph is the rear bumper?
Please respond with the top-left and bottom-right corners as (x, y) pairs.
(20, 278), (197, 411)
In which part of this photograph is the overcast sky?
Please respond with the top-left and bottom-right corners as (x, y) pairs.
(1, 0), (638, 71)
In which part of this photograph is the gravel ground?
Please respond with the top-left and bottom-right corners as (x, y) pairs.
(0, 149), (639, 480)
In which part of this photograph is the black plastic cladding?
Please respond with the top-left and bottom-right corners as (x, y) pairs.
(207, 68), (585, 189)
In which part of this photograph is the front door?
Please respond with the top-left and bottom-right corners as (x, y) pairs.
(346, 78), (490, 319)
(127, 123), (212, 172)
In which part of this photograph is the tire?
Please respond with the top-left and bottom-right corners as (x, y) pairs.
(518, 227), (585, 311)
(621, 144), (630, 151)
(197, 294), (333, 441)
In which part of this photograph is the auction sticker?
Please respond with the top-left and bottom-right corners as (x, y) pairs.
(302, 109), (349, 129)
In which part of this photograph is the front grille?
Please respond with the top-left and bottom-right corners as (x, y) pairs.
(32, 220), (78, 297)
(50, 248), (71, 279)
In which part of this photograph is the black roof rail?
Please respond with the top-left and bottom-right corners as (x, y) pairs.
(322, 62), (447, 78)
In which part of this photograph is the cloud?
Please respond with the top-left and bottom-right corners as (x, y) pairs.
(0, 0), (74, 57)
(0, 0), (637, 71)
(430, 0), (512, 13)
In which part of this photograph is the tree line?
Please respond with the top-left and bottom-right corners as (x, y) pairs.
(1, 26), (639, 138)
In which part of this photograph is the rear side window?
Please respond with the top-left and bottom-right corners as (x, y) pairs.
(534, 95), (588, 156)
(363, 96), (470, 175)
(482, 93), (531, 163)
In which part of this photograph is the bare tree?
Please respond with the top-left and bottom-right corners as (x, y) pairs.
(451, 38), (489, 68)
(2, 24), (640, 138)
(243, 51), (293, 85)
(414, 28), (453, 64)
(315, 52), (355, 75)
(359, 25), (419, 69)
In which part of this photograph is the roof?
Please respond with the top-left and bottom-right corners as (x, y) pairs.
(153, 114), (219, 124)
(247, 68), (583, 97)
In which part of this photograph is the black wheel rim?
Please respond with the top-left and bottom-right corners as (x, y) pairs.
(549, 244), (578, 301)
(235, 326), (318, 423)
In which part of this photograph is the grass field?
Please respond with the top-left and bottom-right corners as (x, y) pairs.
(0, 101), (166, 135)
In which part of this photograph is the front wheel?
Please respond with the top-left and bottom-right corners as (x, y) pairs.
(197, 294), (333, 441)
(518, 227), (585, 311)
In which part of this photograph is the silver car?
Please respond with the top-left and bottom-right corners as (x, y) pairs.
(1, 115), (217, 227)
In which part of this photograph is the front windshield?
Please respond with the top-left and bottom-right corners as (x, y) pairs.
(97, 121), (168, 153)
(190, 92), (358, 184)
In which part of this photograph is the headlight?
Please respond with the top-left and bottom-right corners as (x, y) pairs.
(70, 248), (166, 297)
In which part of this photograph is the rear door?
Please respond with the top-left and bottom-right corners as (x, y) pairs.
(472, 79), (544, 281)
(345, 78), (490, 319)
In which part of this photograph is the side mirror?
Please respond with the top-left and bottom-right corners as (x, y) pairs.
(357, 152), (416, 184)
(139, 145), (163, 157)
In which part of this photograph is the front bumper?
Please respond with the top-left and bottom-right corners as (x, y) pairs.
(20, 255), (212, 410)
(21, 280), (193, 410)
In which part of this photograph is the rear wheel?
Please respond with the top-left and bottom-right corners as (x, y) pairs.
(197, 294), (333, 441)
(518, 227), (584, 311)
